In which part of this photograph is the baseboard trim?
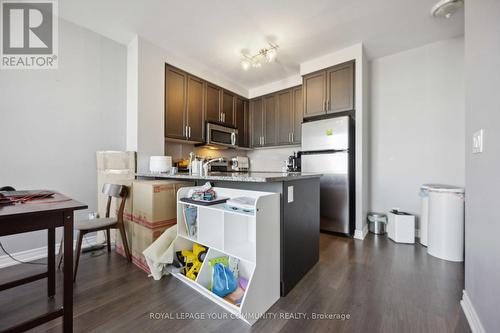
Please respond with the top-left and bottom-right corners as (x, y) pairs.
(353, 224), (369, 240)
(0, 235), (98, 269)
(461, 290), (486, 333)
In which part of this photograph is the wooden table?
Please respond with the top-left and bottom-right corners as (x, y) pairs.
(0, 193), (87, 333)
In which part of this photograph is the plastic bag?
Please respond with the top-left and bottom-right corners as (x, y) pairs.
(212, 262), (237, 297)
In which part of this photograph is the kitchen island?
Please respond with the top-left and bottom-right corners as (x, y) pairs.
(137, 171), (321, 295)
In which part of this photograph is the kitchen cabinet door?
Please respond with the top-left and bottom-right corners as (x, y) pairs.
(303, 71), (326, 118)
(222, 90), (235, 126)
(277, 89), (293, 145)
(235, 97), (249, 147)
(186, 75), (204, 142)
(264, 94), (277, 146)
(250, 98), (263, 147)
(326, 61), (354, 113)
(292, 86), (303, 144)
(206, 83), (221, 123)
(165, 66), (187, 140)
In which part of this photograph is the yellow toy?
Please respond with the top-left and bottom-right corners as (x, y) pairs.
(179, 243), (207, 280)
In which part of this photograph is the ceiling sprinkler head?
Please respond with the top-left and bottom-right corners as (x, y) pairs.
(431, 0), (464, 18)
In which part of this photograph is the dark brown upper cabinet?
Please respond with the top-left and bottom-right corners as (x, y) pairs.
(165, 66), (187, 140)
(326, 62), (354, 113)
(277, 89), (293, 145)
(165, 64), (248, 144)
(165, 65), (206, 143)
(235, 97), (249, 147)
(222, 90), (235, 126)
(292, 86), (303, 144)
(250, 98), (264, 147)
(250, 85), (302, 148)
(303, 70), (326, 118)
(205, 83), (222, 123)
(263, 94), (277, 146)
(303, 61), (354, 118)
(186, 75), (205, 142)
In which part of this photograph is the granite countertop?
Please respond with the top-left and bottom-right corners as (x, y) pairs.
(136, 171), (322, 183)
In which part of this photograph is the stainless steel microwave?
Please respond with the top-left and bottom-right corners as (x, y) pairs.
(206, 122), (238, 148)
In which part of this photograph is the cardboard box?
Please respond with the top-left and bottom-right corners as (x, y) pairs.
(115, 218), (134, 259)
(96, 151), (136, 171)
(96, 151), (136, 219)
(132, 180), (193, 228)
(96, 151), (136, 244)
(115, 243), (151, 274)
(132, 222), (173, 259)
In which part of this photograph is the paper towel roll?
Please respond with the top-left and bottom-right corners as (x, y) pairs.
(149, 156), (172, 173)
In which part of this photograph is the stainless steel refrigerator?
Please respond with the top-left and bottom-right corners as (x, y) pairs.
(301, 116), (355, 235)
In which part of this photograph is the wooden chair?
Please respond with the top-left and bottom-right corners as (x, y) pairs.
(57, 184), (132, 281)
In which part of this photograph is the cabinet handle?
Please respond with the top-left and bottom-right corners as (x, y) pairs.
(288, 133), (291, 142)
(223, 113), (225, 122)
(188, 126), (191, 138)
(185, 126), (188, 137)
(327, 99), (330, 111)
(323, 99), (326, 112)
(291, 132), (294, 142)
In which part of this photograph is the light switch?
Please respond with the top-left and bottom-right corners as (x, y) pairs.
(472, 129), (484, 154)
(287, 186), (294, 203)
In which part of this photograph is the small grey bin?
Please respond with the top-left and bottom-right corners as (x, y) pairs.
(367, 213), (388, 235)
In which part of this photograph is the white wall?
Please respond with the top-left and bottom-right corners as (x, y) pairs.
(0, 19), (127, 253)
(462, 1), (500, 331)
(369, 37), (465, 221)
(248, 75), (302, 99)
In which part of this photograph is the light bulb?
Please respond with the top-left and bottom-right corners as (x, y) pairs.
(252, 58), (262, 68)
(241, 59), (250, 71)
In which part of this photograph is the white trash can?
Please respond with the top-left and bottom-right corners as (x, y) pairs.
(419, 185), (431, 246)
(426, 185), (465, 262)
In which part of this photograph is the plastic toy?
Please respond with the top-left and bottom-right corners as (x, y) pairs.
(177, 243), (207, 280)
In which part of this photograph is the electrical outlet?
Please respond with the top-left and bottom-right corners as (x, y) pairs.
(287, 186), (294, 203)
(472, 129), (484, 154)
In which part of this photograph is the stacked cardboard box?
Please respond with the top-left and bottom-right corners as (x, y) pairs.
(96, 151), (136, 245)
(96, 151), (136, 218)
(116, 179), (194, 273)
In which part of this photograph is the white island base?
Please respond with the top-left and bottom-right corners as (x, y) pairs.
(170, 187), (280, 325)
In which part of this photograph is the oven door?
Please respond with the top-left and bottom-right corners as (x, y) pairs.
(206, 123), (238, 148)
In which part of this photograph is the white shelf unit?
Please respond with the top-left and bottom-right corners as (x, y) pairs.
(173, 187), (280, 325)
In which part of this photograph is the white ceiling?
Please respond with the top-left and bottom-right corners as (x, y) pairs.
(59, 0), (464, 90)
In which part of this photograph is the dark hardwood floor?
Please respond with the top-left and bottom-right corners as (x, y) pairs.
(0, 233), (470, 333)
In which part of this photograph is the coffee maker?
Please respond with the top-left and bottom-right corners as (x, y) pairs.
(286, 152), (301, 172)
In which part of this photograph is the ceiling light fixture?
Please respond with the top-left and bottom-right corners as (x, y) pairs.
(241, 43), (279, 71)
(431, 0), (464, 18)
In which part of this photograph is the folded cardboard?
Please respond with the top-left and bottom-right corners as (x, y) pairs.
(96, 151), (136, 219)
(132, 180), (193, 228)
(96, 151), (136, 171)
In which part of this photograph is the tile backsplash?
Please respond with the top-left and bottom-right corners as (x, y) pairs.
(165, 142), (247, 161)
(246, 146), (301, 172)
(165, 141), (301, 172)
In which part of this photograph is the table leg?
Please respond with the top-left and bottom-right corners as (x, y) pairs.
(63, 212), (74, 333)
(48, 227), (55, 297)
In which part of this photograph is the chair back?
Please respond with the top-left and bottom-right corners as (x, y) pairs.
(102, 184), (128, 222)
